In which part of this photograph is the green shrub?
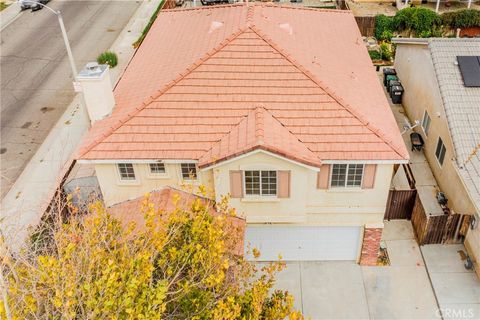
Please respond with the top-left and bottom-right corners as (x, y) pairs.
(380, 43), (393, 61)
(393, 7), (441, 35)
(97, 51), (118, 68)
(369, 50), (382, 61)
(442, 9), (480, 29)
(381, 30), (394, 42)
(375, 14), (394, 40)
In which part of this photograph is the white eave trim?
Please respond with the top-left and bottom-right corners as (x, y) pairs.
(321, 159), (409, 165)
(77, 159), (198, 164)
(392, 38), (429, 45)
(199, 149), (321, 172)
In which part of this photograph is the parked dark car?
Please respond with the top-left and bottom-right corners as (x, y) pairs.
(31, 0), (50, 11)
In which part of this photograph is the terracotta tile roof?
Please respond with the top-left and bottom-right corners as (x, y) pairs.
(78, 3), (408, 164)
(199, 106), (320, 167)
(108, 187), (246, 255)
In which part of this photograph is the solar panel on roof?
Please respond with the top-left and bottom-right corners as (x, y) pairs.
(457, 56), (480, 87)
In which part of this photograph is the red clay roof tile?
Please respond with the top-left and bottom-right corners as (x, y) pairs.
(77, 4), (408, 164)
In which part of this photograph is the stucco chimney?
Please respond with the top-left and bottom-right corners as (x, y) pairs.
(77, 62), (115, 123)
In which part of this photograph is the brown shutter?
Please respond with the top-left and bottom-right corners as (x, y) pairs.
(317, 164), (331, 189)
(362, 164), (377, 189)
(229, 170), (243, 198)
(277, 170), (291, 198)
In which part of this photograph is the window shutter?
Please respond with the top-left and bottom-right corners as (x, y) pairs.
(229, 170), (243, 198)
(277, 170), (291, 198)
(362, 164), (377, 189)
(317, 164), (330, 189)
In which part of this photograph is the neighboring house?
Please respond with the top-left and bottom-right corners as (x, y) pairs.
(393, 38), (480, 277)
(75, 3), (408, 264)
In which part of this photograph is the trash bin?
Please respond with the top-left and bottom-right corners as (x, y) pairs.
(385, 75), (398, 89)
(391, 85), (404, 104)
(388, 80), (402, 97)
(383, 68), (396, 87)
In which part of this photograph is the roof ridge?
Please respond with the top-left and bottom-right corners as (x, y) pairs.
(254, 106), (265, 144)
(79, 27), (250, 158)
(248, 26), (408, 160)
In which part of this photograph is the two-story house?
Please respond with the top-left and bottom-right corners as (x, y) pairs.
(75, 3), (408, 264)
(393, 38), (480, 277)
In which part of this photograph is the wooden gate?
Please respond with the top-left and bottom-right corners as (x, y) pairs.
(384, 189), (417, 220)
(411, 194), (472, 245)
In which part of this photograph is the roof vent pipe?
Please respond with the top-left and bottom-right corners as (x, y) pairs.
(456, 28), (461, 38)
(76, 62), (115, 124)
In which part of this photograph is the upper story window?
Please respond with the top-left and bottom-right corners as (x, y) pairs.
(330, 164), (364, 188)
(149, 163), (165, 174)
(244, 170), (277, 196)
(181, 163), (197, 180)
(435, 137), (446, 166)
(422, 110), (431, 136)
(118, 163), (136, 180)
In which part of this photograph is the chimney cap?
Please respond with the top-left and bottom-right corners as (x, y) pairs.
(77, 62), (109, 80)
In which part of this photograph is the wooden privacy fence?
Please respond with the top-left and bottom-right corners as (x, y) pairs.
(384, 189), (417, 220)
(411, 194), (471, 245)
(355, 16), (376, 37)
(335, 0), (377, 37)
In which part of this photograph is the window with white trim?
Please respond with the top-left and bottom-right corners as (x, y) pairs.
(330, 164), (364, 187)
(435, 137), (446, 166)
(118, 163), (136, 180)
(181, 163), (197, 179)
(244, 170), (277, 196)
(149, 163), (165, 174)
(422, 110), (431, 136)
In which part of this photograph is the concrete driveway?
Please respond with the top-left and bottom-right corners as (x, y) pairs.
(272, 221), (440, 319)
(421, 244), (480, 320)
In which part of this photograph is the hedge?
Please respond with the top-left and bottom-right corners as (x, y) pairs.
(375, 8), (480, 40)
(442, 9), (480, 29)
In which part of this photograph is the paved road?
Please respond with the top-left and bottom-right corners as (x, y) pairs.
(1, 0), (140, 198)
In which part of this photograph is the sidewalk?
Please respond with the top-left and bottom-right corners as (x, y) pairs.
(0, 0), (162, 252)
(0, 1), (20, 30)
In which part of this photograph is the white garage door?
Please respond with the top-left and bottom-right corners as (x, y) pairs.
(245, 226), (361, 261)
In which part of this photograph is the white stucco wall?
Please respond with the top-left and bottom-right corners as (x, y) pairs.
(94, 151), (393, 227)
(95, 163), (215, 206)
(212, 151), (393, 226)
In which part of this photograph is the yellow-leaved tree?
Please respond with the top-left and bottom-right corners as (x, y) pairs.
(1, 193), (303, 320)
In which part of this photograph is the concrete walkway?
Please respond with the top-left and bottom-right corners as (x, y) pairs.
(0, 0), (162, 252)
(272, 221), (439, 319)
(422, 244), (480, 320)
